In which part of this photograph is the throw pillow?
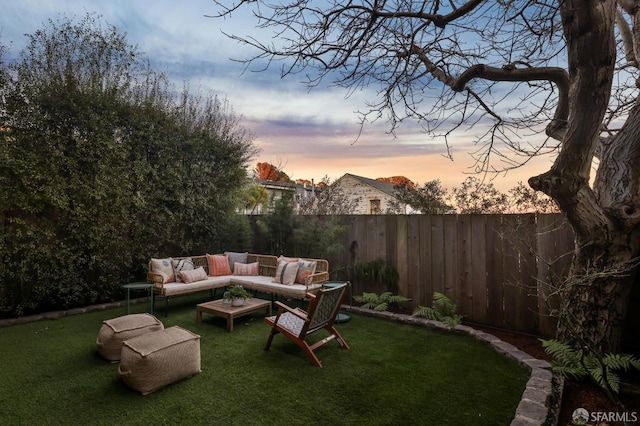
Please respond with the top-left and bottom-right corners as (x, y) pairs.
(275, 255), (298, 273)
(277, 255), (299, 265)
(233, 262), (259, 276)
(206, 253), (232, 276)
(273, 261), (300, 285)
(296, 260), (317, 285)
(172, 258), (194, 283)
(150, 258), (174, 283)
(224, 251), (248, 273)
(179, 267), (208, 284)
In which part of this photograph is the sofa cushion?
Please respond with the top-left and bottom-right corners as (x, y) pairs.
(235, 275), (322, 299)
(150, 258), (175, 283)
(179, 266), (208, 283)
(233, 262), (259, 276)
(295, 260), (317, 285)
(207, 254), (232, 276)
(225, 251), (248, 273)
(172, 258), (194, 282)
(274, 261), (299, 285)
(161, 276), (231, 296)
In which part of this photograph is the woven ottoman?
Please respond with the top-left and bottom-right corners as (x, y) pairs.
(97, 313), (164, 362)
(118, 326), (201, 395)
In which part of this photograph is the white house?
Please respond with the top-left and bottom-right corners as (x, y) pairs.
(241, 179), (318, 215)
(331, 173), (411, 214)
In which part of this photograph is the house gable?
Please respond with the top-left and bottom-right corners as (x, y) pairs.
(333, 173), (405, 214)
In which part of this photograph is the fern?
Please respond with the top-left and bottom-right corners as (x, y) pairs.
(353, 291), (410, 312)
(412, 292), (463, 328)
(540, 339), (640, 395)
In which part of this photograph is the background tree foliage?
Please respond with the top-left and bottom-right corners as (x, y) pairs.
(390, 179), (452, 214)
(453, 177), (509, 214)
(0, 14), (255, 317)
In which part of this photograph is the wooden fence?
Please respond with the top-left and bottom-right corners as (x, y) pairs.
(322, 214), (575, 337)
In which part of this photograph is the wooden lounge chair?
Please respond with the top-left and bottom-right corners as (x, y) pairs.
(264, 282), (350, 367)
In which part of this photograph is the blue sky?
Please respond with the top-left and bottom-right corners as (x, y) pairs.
(0, 0), (554, 191)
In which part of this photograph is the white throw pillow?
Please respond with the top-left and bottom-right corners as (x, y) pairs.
(179, 267), (207, 284)
(150, 258), (174, 283)
(172, 258), (194, 282)
(273, 261), (300, 285)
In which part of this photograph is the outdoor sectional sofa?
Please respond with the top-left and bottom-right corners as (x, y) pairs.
(147, 252), (329, 316)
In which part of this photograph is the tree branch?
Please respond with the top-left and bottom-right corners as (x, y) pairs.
(453, 63), (570, 141)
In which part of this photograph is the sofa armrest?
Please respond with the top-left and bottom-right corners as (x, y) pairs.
(305, 271), (328, 288)
(147, 271), (166, 292)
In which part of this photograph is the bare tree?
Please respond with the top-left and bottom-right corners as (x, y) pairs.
(297, 177), (360, 215)
(453, 176), (509, 213)
(211, 1), (639, 353)
(508, 181), (560, 214)
(390, 179), (453, 213)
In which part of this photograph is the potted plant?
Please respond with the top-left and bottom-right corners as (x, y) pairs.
(223, 285), (252, 307)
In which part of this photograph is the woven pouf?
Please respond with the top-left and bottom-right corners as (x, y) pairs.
(118, 326), (201, 395)
(96, 313), (164, 362)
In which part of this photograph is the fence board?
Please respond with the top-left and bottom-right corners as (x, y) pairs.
(501, 215), (521, 331)
(536, 214), (561, 337)
(443, 215), (459, 303)
(471, 215), (488, 324)
(407, 216), (422, 306)
(430, 215), (445, 298)
(485, 215), (505, 329)
(294, 213), (573, 336)
(419, 215), (432, 306)
(515, 214), (540, 334)
(457, 215), (474, 317)
(395, 215), (409, 298)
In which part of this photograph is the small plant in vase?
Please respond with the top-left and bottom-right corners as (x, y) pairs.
(223, 285), (252, 307)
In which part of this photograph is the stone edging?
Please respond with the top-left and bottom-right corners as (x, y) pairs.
(0, 300), (129, 328)
(344, 306), (557, 426)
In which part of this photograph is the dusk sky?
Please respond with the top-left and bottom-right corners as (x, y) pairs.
(1, 0), (556, 191)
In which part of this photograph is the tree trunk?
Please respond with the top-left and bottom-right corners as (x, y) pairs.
(570, 101), (640, 353)
(556, 242), (637, 353)
(529, 0), (640, 353)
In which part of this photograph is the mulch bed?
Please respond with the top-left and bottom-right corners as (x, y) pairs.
(471, 324), (640, 426)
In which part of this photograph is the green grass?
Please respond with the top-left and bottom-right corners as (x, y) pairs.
(0, 294), (529, 425)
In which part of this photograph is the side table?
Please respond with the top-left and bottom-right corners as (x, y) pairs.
(122, 282), (155, 315)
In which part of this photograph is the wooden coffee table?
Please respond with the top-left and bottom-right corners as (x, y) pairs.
(196, 299), (272, 332)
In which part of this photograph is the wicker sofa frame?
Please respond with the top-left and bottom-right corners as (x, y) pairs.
(147, 254), (329, 316)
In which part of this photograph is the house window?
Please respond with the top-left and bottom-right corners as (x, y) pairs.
(370, 199), (381, 214)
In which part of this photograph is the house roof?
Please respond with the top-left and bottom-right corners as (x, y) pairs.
(337, 173), (397, 196)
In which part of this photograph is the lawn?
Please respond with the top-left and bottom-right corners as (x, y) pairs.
(0, 294), (529, 425)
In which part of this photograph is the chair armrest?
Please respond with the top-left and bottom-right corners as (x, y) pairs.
(274, 301), (308, 320)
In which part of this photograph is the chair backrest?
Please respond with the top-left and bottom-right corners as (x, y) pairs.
(307, 283), (348, 331)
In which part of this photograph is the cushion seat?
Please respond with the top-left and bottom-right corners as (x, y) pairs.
(118, 326), (201, 395)
(96, 313), (164, 362)
(234, 275), (322, 299)
(159, 276), (231, 297)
